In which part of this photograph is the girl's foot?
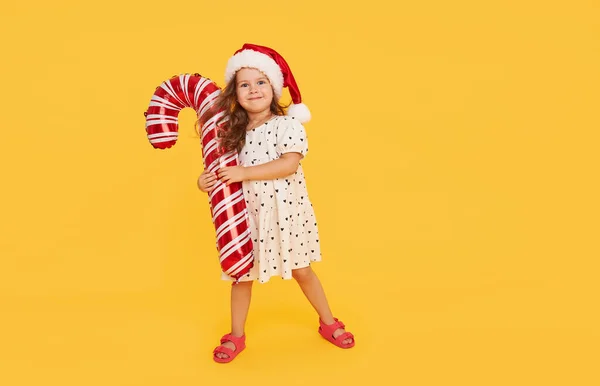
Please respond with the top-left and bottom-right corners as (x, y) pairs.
(213, 334), (246, 363)
(332, 326), (354, 346)
(214, 340), (236, 360)
(319, 318), (355, 348)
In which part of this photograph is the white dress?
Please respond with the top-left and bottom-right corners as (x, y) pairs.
(220, 116), (322, 283)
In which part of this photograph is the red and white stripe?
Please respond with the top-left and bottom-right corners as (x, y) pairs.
(144, 73), (254, 282)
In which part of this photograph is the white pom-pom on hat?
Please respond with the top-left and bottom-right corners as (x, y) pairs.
(225, 43), (311, 123)
(287, 102), (311, 123)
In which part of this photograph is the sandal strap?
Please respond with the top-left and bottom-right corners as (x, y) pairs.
(335, 331), (354, 342)
(220, 333), (245, 346)
(319, 318), (346, 334)
(213, 345), (235, 356)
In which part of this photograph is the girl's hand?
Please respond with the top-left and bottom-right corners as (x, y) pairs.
(217, 165), (246, 186)
(197, 170), (217, 193)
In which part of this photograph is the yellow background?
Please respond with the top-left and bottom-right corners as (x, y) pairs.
(1, 0), (599, 385)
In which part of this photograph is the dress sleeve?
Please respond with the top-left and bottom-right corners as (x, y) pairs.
(275, 118), (309, 157)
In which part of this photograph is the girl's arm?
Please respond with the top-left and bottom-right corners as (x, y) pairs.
(217, 152), (303, 185)
(245, 153), (303, 180)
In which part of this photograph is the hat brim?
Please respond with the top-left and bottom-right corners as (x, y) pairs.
(225, 49), (284, 99)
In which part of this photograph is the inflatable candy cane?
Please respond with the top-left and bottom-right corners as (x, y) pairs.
(144, 73), (254, 283)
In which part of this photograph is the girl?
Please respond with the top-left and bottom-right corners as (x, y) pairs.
(197, 44), (355, 363)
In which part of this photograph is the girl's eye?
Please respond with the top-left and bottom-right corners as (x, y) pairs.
(240, 83), (248, 87)
(258, 80), (266, 85)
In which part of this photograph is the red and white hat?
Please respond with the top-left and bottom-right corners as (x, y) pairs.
(225, 43), (311, 123)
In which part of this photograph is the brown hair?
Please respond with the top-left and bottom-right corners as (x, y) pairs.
(196, 72), (289, 154)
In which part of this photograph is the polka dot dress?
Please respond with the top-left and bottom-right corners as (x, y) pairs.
(221, 116), (322, 284)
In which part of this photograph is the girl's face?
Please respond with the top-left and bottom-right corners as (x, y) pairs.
(235, 68), (274, 115)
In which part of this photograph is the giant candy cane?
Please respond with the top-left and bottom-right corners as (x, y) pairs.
(144, 73), (254, 283)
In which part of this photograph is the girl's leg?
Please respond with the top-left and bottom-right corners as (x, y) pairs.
(292, 266), (353, 345)
(214, 280), (253, 359)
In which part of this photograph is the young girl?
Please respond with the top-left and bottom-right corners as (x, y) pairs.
(197, 44), (355, 363)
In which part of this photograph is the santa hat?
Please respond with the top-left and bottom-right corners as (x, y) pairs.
(224, 43), (311, 123)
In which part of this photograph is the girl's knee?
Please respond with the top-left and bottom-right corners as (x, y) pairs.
(292, 266), (313, 282)
(232, 280), (253, 290)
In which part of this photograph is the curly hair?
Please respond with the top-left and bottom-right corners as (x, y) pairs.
(196, 72), (289, 154)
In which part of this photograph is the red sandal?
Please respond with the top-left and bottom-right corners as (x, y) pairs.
(318, 318), (355, 348)
(213, 333), (246, 363)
